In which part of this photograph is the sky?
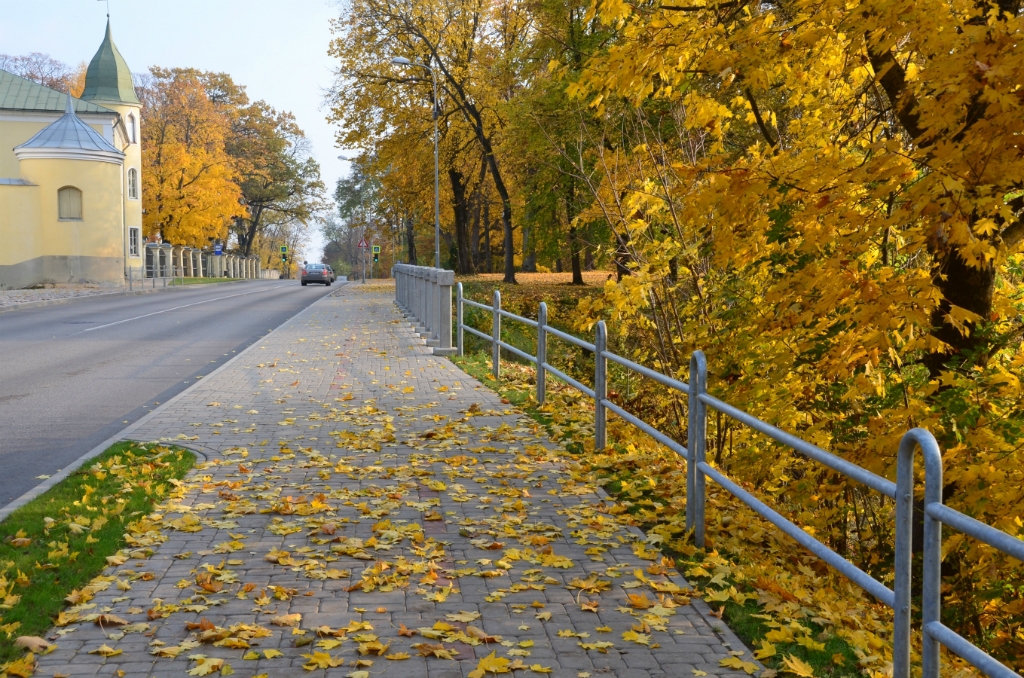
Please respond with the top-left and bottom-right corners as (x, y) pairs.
(0, 0), (351, 259)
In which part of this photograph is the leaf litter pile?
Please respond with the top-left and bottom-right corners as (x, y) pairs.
(11, 292), (738, 678)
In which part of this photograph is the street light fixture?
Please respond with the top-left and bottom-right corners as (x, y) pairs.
(391, 56), (440, 269)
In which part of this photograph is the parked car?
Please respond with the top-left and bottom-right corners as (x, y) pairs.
(301, 263), (331, 286)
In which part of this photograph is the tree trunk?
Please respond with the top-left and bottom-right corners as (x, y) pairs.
(522, 225), (537, 273)
(569, 226), (584, 285)
(404, 214), (417, 264)
(584, 241), (595, 271)
(615, 231), (631, 281)
(447, 167), (474, 274)
(470, 196), (481, 268)
(484, 154), (516, 283)
(922, 244), (997, 379)
(483, 197), (493, 273)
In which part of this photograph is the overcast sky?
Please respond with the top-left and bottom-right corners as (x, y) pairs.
(0, 0), (350, 257)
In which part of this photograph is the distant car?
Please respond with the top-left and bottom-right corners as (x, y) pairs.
(325, 265), (336, 282)
(300, 263), (331, 286)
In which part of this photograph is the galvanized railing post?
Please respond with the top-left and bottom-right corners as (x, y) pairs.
(456, 283), (465, 357)
(492, 289), (501, 380)
(892, 431), (926, 678)
(595, 321), (607, 449)
(915, 431), (944, 678)
(536, 302), (547, 404)
(687, 350), (708, 548)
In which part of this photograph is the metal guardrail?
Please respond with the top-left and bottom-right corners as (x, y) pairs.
(453, 282), (1024, 678)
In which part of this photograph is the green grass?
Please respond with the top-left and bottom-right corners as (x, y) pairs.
(0, 441), (194, 664)
(451, 350), (862, 677)
(169, 277), (240, 285)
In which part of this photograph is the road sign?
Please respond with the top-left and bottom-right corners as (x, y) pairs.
(214, 244), (223, 256)
(280, 245), (288, 253)
(357, 239), (369, 249)
(372, 245), (381, 254)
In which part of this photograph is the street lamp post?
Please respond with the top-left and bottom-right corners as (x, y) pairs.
(391, 56), (440, 269)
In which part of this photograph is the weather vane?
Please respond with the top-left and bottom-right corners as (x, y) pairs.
(98, 0), (110, 18)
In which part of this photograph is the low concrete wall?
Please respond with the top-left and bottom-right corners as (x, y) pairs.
(0, 254), (125, 290)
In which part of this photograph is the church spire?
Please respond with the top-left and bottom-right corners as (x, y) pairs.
(80, 18), (140, 105)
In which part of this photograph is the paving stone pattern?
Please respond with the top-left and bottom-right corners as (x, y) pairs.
(37, 284), (757, 678)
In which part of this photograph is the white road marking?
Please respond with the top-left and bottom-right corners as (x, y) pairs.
(80, 286), (277, 333)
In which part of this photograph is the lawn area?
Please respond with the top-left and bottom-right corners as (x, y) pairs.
(0, 442), (194, 667)
(169, 277), (241, 285)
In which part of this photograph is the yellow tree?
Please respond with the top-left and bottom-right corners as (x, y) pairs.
(327, 0), (532, 281)
(565, 0), (1024, 665)
(139, 67), (244, 247)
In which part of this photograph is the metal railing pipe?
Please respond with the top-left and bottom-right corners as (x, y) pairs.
(498, 341), (536, 364)
(595, 321), (608, 449)
(545, 325), (596, 352)
(605, 351), (689, 394)
(537, 302), (547, 405)
(456, 282), (465, 356)
(542, 362), (595, 399)
(698, 392), (898, 499)
(697, 461), (895, 607)
(688, 351), (708, 546)
(492, 289), (501, 380)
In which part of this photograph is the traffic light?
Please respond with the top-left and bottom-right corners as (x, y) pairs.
(373, 253), (379, 263)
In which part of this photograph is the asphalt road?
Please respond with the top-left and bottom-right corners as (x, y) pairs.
(0, 280), (338, 505)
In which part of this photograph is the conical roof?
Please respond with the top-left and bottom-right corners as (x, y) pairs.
(81, 19), (140, 105)
(15, 93), (124, 162)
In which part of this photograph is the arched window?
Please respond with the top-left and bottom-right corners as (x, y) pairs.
(128, 168), (139, 199)
(58, 186), (83, 220)
(127, 113), (137, 144)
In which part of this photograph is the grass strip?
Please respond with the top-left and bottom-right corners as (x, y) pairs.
(0, 441), (194, 665)
(452, 350), (862, 677)
(169, 277), (239, 286)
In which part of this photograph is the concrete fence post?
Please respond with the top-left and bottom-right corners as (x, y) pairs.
(436, 269), (454, 355)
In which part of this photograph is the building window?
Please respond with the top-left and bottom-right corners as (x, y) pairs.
(128, 168), (139, 199)
(129, 227), (140, 257)
(58, 186), (83, 220)
(127, 113), (137, 144)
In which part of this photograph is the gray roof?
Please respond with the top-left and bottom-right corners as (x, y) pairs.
(0, 69), (114, 114)
(80, 19), (140, 105)
(15, 93), (123, 155)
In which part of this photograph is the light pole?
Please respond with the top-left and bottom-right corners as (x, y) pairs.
(391, 56), (440, 269)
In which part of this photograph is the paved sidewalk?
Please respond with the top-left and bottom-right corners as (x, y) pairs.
(0, 286), (117, 306)
(37, 284), (757, 678)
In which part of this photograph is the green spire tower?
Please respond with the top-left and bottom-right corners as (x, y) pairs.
(80, 19), (140, 105)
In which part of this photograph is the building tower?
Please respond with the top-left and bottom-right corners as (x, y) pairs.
(80, 18), (143, 275)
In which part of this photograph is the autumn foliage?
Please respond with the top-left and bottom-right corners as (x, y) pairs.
(557, 0), (1024, 669)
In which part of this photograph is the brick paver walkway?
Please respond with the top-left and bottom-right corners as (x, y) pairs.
(37, 284), (757, 678)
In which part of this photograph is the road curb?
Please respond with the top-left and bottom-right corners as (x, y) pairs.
(0, 281), (347, 524)
(0, 278), (255, 315)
